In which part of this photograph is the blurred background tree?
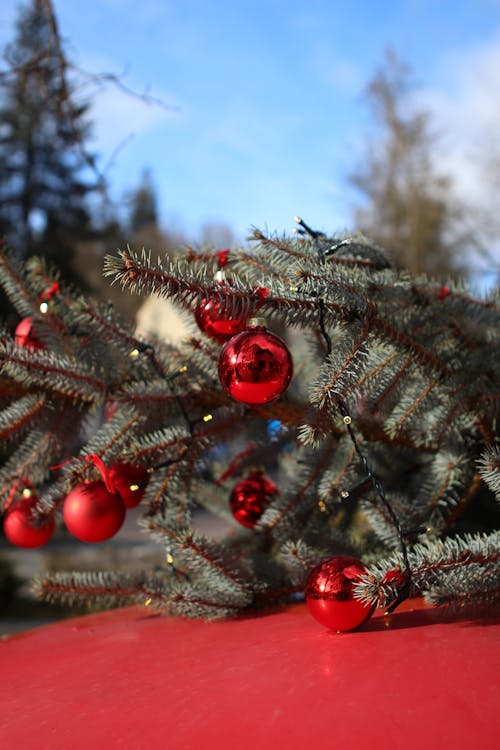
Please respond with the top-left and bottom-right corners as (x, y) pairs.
(128, 167), (158, 235)
(349, 50), (480, 279)
(0, 0), (98, 286)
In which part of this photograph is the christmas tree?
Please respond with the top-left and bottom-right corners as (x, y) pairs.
(0, 220), (498, 631)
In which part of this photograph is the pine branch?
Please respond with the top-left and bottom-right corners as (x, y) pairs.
(33, 570), (164, 609)
(0, 244), (40, 316)
(356, 531), (500, 610)
(0, 340), (110, 402)
(477, 444), (500, 501)
(0, 393), (47, 444)
(1, 231), (498, 624)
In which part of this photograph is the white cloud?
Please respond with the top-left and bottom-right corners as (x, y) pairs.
(410, 35), (500, 266)
(89, 84), (176, 155)
(67, 50), (179, 166)
(415, 37), (500, 215)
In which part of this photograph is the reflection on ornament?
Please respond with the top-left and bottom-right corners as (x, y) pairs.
(108, 462), (150, 508)
(305, 555), (374, 632)
(230, 471), (279, 528)
(218, 327), (293, 405)
(14, 317), (44, 350)
(195, 298), (247, 343)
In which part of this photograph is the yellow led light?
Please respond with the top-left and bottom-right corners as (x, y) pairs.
(203, 414), (213, 423)
(129, 484), (139, 492)
(130, 348), (140, 358)
(144, 598), (152, 607)
(166, 553), (174, 565)
(22, 488), (32, 498)
(178, 365), (188, 373)
(39, 302), (49, 314)
(343, 415), (352, 425)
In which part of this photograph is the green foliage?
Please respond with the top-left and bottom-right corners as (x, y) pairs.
(0, 228), (498, 620)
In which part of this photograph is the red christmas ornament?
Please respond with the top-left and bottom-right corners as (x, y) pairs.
(381, 568), (405, 586)
(437, 286), (451, 301)
(305, 556), (374, 632)
(195, 299), (247, 343)
(63, 481), (125, 543)
(230, 471), (279, 528)
(107, 462), (150, 508)
(3, 492), (55, 548)
(14, 317), (44, 350)
(218, 327), (293, 405)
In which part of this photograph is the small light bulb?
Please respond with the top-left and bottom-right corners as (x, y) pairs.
(129, 484), (139, 492)
(130, 348), (140, 358)
(39, 302), (49, 314)
(178, 365), (188, 373)
(203, 414), (213, 423)
(343, 415), (352, 425)
(166, 553), (174, 565)
(22, 488), (32, 498)
(144, 598), (152, 607)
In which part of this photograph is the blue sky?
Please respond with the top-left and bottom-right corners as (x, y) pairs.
(1, 0), (500, 277)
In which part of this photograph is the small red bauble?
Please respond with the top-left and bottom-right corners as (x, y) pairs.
(218, 327), (293, 405)
(14, 317), (44, 350)
(305, 555), (374, 632)
(107, 462), (150, 508)
(230, 471), (279, 528)
(195, 299), (247, 343)
(63, 481), (125, 543)
(3, 494), (55, 548)
(437, 286), (451, 301)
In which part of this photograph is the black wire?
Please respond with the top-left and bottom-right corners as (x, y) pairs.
(298, 216), (413, 608)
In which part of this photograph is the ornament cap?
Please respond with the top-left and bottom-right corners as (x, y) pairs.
(247, 317), (267, 328)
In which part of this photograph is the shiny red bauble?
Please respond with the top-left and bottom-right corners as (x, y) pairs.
(63, 481), (125, 543)
(230, 471), (279, 528)
(305, 556), (374, 632)
(107, 462), (150, 508)
(218, 327), (293, 405)
(3, 495), (55, 548)
(195, 299), (247, 344)
(14, 317), (44, 350)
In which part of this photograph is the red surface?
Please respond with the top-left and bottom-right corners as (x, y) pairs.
(1, 600), (499, 749)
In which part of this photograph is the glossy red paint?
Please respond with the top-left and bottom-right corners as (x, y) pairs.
(1, 600), (498, 749)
